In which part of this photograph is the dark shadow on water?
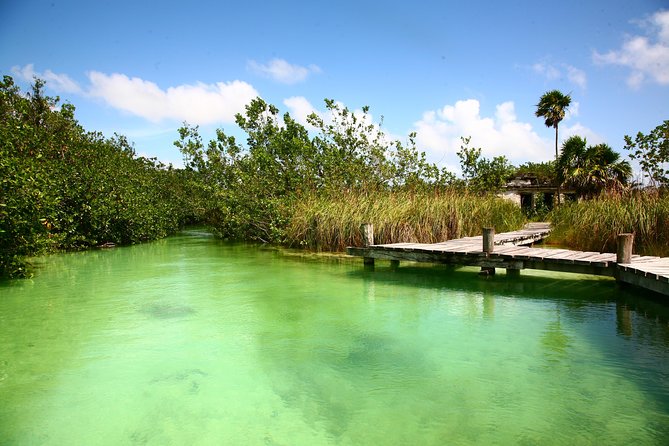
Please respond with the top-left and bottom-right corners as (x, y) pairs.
(139, 302), (196, 319)
(350, 264), (596, 294)
(346, 263), (669, 417)
(347, 264), (669, 355)
(347, 263), (669, 318)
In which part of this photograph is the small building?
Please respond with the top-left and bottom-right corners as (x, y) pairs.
(500, 173), (575, 213)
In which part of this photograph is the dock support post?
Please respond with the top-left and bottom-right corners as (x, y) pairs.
(617, 233), (633, 264)
(361, 223), (375, 267)
(506, 268), (521, 278)
(483, 227), (495, 254)
(481, 227), (496, 275)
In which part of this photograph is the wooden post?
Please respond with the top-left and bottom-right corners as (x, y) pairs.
(483, 227), (495, 254)
(481, 227), (495, 275)
(361, 223), (374, 246)
(617, 233), (633, 264)
(361, 223), (375, 267)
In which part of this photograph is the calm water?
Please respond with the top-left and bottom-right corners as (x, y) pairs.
(1, 231), (668, 445)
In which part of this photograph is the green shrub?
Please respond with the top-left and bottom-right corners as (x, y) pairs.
(549, 190), (669, 256)
(286, 189), (526, 251)
(0, 76), (197, 277)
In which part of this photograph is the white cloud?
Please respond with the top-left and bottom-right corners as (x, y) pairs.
(561, 122), (605, 145)
(283, 96), (318, 127)
(248, 58), (321, 84)
(412, 99), (606, 174)
(413, 99), (555, 168)
(566, 66), (587, 89)
(10, 65), (260, 124)
(87, 71), (259, 124)
(593, 9), (669, 88)
(11, 63), (83, 94)
(532, 61), (587, 89)
(532, 62), (560, 81)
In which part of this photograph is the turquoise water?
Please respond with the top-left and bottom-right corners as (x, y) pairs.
(1, 230), (668, 445)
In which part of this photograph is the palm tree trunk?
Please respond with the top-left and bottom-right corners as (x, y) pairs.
(555, 125), (561, 205)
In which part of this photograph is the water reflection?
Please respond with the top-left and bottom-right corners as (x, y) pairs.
(616, 302), (633, 337)
(345, 264), (669, 349)
(482, 293), (495, 319)
(250, 256), (669, 443)
(540, 313), (571, 360)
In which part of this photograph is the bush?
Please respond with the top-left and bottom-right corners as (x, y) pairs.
(548, 190), (669, 256)
(0, 76), (196, 277)
(286, 189), (526, 251)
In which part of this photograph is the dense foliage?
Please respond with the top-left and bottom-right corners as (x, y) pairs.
(174, 97), (537, 246)
(456, 137), (515, 193)
(174, 98), (464, 243)
(286, 189), (526, 252)
(549, 190), (669, 256)
(624, 121), (669, 187)
(5, 75), (665, 278)
(558, 136), (632, 198)
(0, 76), (195, 277)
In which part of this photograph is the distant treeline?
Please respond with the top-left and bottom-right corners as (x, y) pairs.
(172, 97), (532, 248)
(2, 76), (667, 278)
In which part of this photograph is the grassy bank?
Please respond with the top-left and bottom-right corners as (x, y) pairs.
(285, 190), (527, 251)
(549, 191), (669, 257)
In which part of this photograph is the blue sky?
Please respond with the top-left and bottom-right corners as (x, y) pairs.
(2, 0), (668, 173)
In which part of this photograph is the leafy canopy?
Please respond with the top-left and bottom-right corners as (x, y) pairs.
(456, 137), (515, 193)
(558, 135), (631, 197)
(1, 75), (195, 277)
(174, 97), (459, 242)
(624, 120), (669, 187)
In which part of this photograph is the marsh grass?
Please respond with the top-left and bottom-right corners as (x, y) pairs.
(286, 190), (526, 251)
(549, 190), (669, 256)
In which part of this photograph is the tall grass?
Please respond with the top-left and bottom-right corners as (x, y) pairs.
(549, 190), (669, 256)
(285, 190), (526, 251)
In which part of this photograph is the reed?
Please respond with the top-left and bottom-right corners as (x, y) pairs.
(548, 190), (669, 256)
(286, 189), (526, 251)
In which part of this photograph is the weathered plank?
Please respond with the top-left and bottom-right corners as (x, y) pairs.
(493, 246), (532, 257)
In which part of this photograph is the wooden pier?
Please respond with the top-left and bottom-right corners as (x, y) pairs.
(347, 223), (669, 297)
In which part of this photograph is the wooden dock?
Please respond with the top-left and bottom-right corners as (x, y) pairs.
(347, 223), (669, 297)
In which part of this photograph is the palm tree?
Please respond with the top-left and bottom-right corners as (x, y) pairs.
(536, 90), (572, 204)
(581, 143), (632, 196)
(557, 135), (588, 190)
(558, 137), (632, 198)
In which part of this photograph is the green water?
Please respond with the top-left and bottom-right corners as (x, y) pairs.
(1, 231), (668, 445)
